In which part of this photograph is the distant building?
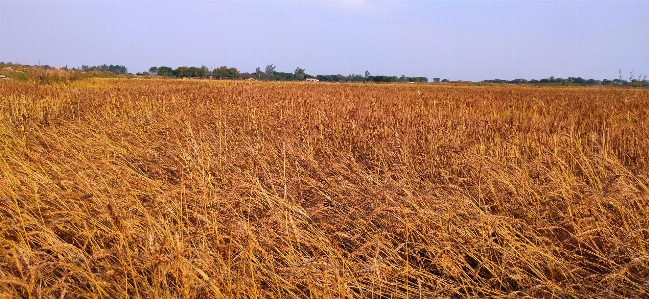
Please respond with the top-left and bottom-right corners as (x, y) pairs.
(306, 78), (319, 82)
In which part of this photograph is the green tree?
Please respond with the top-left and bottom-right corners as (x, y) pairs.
(187, 67), (200, 78)
(174, 66), (189, 78)
(226, 67), (240, 79)
(198, 66), (209, 78)
(265, 64), (276, 79)
(213, 66), (228, 79)
(149, 67), (158, 75)
(294, 67), (305, 81)
(157, 66), (173, 77)
(213, 66), (239, 79)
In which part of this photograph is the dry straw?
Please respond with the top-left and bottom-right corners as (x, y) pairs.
(1, 79), (648, 298)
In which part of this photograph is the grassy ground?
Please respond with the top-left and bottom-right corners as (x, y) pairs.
(1, 79), (648, 298)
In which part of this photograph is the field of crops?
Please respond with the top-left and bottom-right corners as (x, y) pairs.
(1, 79), (648, 298)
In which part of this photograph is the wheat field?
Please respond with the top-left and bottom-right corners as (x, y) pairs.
(1, 79), (648, 298)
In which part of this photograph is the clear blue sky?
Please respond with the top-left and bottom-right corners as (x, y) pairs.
(1, 0), (648, 81)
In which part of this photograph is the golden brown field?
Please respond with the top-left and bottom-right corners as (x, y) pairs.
(1, 79), (648, 298)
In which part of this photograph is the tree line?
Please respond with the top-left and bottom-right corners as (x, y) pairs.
(145, 64), (429, 83)
(2, 61), (647, 87)
(483, 72), (648, 87)
(81, 64), (128, 74)
(142, 64), (649, 86)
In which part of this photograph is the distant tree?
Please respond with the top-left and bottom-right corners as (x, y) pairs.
(80, 64), (127, 74)
(372, 75), (395, 83)
(157, 66), (173, 77)
(198, 66), (209, 78)
(441, 79), (449, 82)
(294, 67), (305, 81)
(350, 74), (364, 82)
(364, 70), (370, 82)
(213, 66), (240, 79)
(186, 67), (200, 78)
(149, 67), (158, 75)
(227, 67), (240, 79)
(256, 67), (263, 79)
(108, 65), (127, 74)
(265, 64), (276, 78)
(239, 72), (255, 80)
(433, 78), (440, 83)
(273, 71), (295, 81)
(214, 66), (228, 79)
(173, 66), (189, 78)
(316, 74), (346, 82)
(571, 77), (586, 85)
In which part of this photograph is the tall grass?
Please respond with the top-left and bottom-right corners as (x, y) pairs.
(1, 79), (648, 298)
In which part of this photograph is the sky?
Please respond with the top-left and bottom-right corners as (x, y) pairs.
(1, 0), (648, 81)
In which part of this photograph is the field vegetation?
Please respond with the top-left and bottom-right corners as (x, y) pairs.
(1, 79), (648, 298)
(0, 63), (129, 84)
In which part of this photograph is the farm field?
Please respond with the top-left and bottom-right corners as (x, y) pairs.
(1, 79), (648, 298)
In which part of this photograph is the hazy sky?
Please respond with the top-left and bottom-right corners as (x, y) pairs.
(1, 0), (648, 81)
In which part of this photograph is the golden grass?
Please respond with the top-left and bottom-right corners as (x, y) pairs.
(1, 79), (648, 298)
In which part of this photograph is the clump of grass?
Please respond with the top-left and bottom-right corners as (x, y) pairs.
(1, 79), (648, 298)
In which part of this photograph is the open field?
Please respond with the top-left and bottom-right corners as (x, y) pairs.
(1, 79), (648, 298)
